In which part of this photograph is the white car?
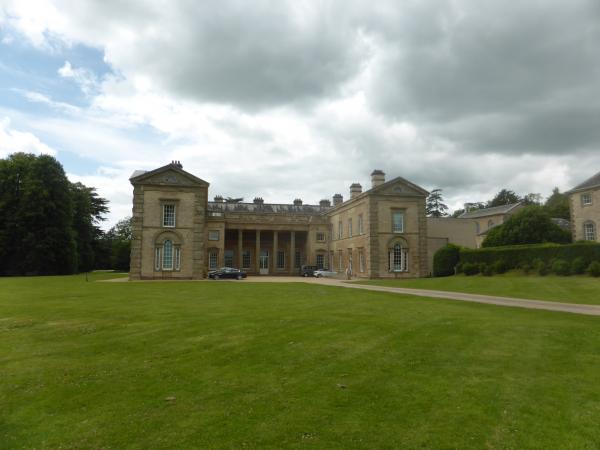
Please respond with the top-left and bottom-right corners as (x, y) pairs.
(313, 269), (338, 278)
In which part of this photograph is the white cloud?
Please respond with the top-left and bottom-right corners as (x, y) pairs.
(0, 117), (57, 157)
(58, 61), (98, 95)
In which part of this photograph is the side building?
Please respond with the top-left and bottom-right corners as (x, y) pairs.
(458, 202), (524, 247)
(567, 170), (600, 242)
(129, 162), (436, 279)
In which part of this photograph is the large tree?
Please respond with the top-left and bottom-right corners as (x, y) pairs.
(487, 189), (521, 207)
(0, 153), (77, 274)
(105, 217), (132, 271)
(544, 187), (570, 220)
(426, 189), (449, 217)
(482, 205), (572, 247)
(70, 182), (109, 272)
(0, 153), (109, 275)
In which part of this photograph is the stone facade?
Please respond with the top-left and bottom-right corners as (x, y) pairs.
(130, 163), (472, 279)
(458, 203), (524, 247)
(568, 170), (600, 242)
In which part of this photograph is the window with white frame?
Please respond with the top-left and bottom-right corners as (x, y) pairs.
(316, 253), (325, 269)
(389, 243), (408, 272)
(582, 193), (593, 206)
(359, 249), (365, 272)
(242, 250), (251, 269)
(208, 251), (218, 269)
(338, 221), (343, 239)
(208, 230), (220, 241)
(358, 214), (364, 234)
(163, 204), (176, 227)
(154, 247), (161, 271)
(392, 211), (404, 233)
(277, 250), (285, 269)
(316, 232), (325, 242)
(348, 218), (353, 237)
(584, 222), (596, 241)
(163, 240), (174, 270)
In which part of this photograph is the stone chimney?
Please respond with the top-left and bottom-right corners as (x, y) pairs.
(319, 199), (331, 208)
(214, 195), (224, 203)
(253, 197), (264, 205)
(350, 183), (362, 199)
(371, 170), (385, 189)
(171, 160), (183, 169)
(293, 198), (303, 206)
(333, 193), (343, 206)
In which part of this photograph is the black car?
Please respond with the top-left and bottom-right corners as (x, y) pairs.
(300, 265), (318, 277)
(208, 267), (247, 280)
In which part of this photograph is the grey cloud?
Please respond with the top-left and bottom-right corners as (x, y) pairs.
(365, 0), (600, 155)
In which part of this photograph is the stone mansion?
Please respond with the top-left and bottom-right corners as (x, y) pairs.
(129, 162), (476, 280)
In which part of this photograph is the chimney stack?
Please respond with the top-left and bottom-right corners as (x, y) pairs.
(171, 160), (183, 169)
(253, 197), (264, 205)
(319, 199), (331, 208)
(371, 170), (385, 189)
(350, 183), (362, 199)
(333, 193), (343, 206)
(293, 198), (303, 206)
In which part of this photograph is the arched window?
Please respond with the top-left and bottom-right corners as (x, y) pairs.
(162, 239), (173, 270)
(584, 221), (597, 241)
(389, 243), (408, 272)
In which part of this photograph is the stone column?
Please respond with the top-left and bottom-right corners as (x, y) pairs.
(272, 230), (278, 272)
(238, 229), (243, 269)
(289, 231), (295, 274)
(255, 230), (261, 274)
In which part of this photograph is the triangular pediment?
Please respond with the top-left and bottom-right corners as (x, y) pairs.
(371, 176), (429, 197)
(130, 164), (209, 187)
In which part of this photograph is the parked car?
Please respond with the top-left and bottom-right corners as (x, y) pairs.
(208, 267), (247, 280)
(313, 269), (338, 278)
(300, 265), (318, 277)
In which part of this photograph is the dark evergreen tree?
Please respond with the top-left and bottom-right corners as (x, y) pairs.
(487, 189), (521, 207)
(426, 189), (449, 217)
(544, 187), (570, 220)
(0, 153), (77, 274)
(70, 182), (109, 272)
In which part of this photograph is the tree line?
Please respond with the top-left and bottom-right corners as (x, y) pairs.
(426, 187), (570, 220)
(0, 153), (131, 275)
(426, 187), (572, 247)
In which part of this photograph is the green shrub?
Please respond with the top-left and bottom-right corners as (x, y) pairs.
(551, 259), (570, 276)
(455, 263), (464, 274)
(492, 259), (509, 274)
(433, 244), (461, 277)
(571, 257), (587, 275)
(460, 242), (600, 271)
(463, 262), (480, 276)
(533, 258), (548, 276)
(587, 261), (600, 277)
(481, 263), (494, 276)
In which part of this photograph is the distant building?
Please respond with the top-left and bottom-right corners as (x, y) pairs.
(567, 170), (600, 242)
(130, 163), (479, 279)
(458, 203), (525, 247)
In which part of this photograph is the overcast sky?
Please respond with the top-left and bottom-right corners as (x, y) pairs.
(1, 0), (599, 226)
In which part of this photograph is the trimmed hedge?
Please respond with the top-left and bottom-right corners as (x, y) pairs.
(433, 244), (461, 277)
(460, 242), (600, 271)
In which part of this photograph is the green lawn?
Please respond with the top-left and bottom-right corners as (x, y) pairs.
(2, 274), (600, 449)
(355, 273), (600, 305)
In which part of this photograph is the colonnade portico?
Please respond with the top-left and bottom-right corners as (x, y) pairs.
(222, 227), (313, 275)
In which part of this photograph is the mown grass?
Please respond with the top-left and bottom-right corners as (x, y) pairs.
(2, 274), (600, 449)
(355, 273), (600, 305)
